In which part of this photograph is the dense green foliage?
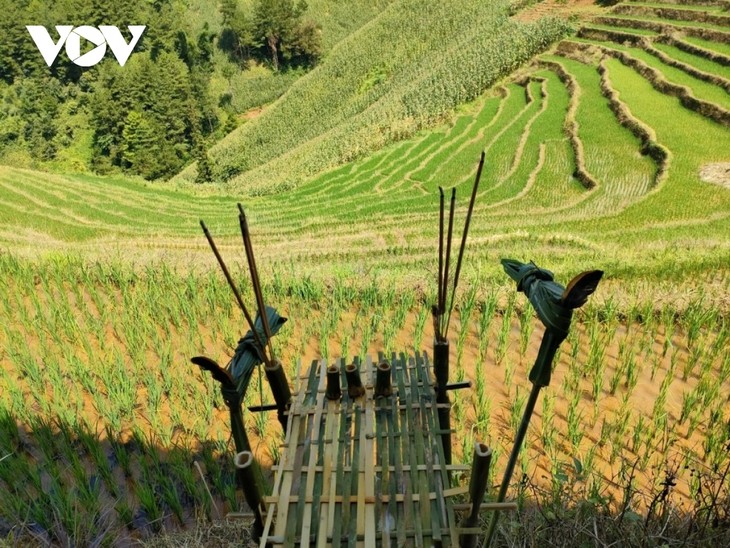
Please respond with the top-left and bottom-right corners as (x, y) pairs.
(219, 0), (322, 70)
(0, 0), (222, 178)
(0, 0), (340, 180)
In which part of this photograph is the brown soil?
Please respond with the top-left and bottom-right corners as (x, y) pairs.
(514, 0), (603, 23)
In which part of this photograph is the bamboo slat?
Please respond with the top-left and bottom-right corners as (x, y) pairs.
(260, 353), (462, 547)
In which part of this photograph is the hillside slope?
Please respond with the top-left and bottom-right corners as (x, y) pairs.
(1, 0), (728, 296)
(175, 0), (570, 194)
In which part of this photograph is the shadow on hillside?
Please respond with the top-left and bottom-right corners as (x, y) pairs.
(2, 404), (730, 546)
(0, 410), (267, 546)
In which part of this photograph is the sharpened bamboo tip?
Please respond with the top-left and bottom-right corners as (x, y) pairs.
(234, 451), (253, 469)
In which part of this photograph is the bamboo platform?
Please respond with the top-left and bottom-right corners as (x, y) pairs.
(260, 352), (472, 547)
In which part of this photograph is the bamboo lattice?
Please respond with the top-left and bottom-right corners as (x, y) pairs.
(260, 352), (473, 547)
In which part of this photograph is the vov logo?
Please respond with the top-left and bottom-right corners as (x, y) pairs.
(26, 25), (146, 67)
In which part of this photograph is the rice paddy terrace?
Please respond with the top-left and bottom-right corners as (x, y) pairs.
(1, 0), (730, 545)
(1, 2), (728, 296)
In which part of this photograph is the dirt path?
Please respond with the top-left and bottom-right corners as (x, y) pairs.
(514, 0), (604, 23)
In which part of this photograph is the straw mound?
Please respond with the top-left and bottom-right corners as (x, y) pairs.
(700, 162), (730, 189)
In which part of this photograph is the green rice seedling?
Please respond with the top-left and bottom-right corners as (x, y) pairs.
(583, 444), (597, 480)
(160, 475), (185, 525)
(456, 286), (477, 368)
(608, 361), (623, 397)
(601, 297), (619, 330)
(683, 344), (703, 381)
(253, 401), (268, 440)
(495, 311), (512, 366)
(509, 387), (527, 437)
(169, 447), (200, 502)
(340, 331), (352, 364)
(319, 317), (330, 361)
(106, 426), (132, 478)
(221, 474), (238, 511)
(267, 429), (283, 464)
(477, 290), (498, 361)
(648, 340), (664, 381)
(382, 311), (398, 356)
(686, 405), (705, 439)
(453, 392), (466, 431)
(541, 392), (556, 455)
(702, 406), (728, 467)
(562, 355), (581, 396)
(631, 414), (648, 455)
(413, 307), (429, 353)
(518, 306), (534, 359)
(474, 391), (492, 443)
(719, 354), (730, 386)
(679, 389), (698, 426)
(504, 356), (516, 396)
(461, 427), (475, 472)
(136, 478), (163, 532)
(77, 427), (118, 498)
(394, 291), (414, 331)
(591, 355), (605, 408)
(709, 319), (728, 359)
(685, 296), (714, 350)
(652, 367), (674, 439)
(660, 305), (676, 357)
(116, 498), (135, 530)
(699, 371), (722, 410)
(566, 390), (584, 450)
(586, 321), (605, 376)
(624, 350), (639, 394)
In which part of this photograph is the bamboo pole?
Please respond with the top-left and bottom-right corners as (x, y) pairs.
(345, 363), (365, 398)
(444, 151), (485, 339)
(237, 205), (274, 360)
(326, 365), (341, 400)
(235, 451), (266, 540)
(440, 188), (456, 338)
(460, 443), (492, 548)
(199, 220), (269, 361)
(374, 360), (392, 398)
(237, 206), (292, 431)
(483, 328), (566, 547)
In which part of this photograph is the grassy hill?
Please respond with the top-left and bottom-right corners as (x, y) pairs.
(175, 0), (570, 193)
(1, 0), (730, 545)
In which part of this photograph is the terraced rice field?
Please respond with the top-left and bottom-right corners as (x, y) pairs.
(1, 0), (729, 544)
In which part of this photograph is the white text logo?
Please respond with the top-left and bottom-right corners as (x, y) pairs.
(26, 25), (146, 67)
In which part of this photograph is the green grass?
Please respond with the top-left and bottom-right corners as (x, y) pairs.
(577, 39), (730, 108)
(581, 23), (659, 36)
(623, 2), (729, 12)
(600, 13), (730, 32)
(684, 36), (730, 58)
(652, 42), (730, 79)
